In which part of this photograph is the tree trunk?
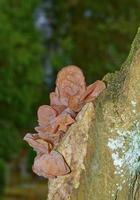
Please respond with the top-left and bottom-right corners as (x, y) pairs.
(47, 28), (140, 200)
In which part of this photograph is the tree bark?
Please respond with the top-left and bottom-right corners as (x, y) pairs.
(47, 28), (140, 200)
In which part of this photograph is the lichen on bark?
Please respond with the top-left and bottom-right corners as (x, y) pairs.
(47, 28), (140, 200)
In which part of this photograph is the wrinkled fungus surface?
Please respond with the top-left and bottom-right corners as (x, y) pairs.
(24, 65), (106, 179)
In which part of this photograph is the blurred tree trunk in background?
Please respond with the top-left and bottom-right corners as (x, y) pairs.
(47, 28), (140, 200)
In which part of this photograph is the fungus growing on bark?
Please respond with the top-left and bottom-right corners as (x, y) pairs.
(24, 65), (106, 179)
(33, 151), (70, 179)
(24, 133), (70, 178)
(50, 66), (86, 113)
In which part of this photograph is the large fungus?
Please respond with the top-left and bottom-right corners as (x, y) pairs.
(24, 65), (106, 179)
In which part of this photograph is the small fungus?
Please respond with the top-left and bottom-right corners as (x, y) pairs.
(24, 65), (106, 179)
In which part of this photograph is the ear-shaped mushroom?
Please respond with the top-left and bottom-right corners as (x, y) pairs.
(50, 92), (67, 113)
(23, 66), (106, 180)
(81, 80), (106, 103)
(24, 133), (53, 153)
(35, 126), (63, 146)
(33, 151), (70, 178)
(36, 109), (75, 132)
(56, 112), (75, 132)
(35, 112), (75, 145)
(68, 96), (83, 112)
(56, 65), (86, 97)
(50, 66), (86, 112)
(37, 105), (57, 127)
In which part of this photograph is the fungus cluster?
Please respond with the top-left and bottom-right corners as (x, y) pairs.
(24, 65), (106, 179)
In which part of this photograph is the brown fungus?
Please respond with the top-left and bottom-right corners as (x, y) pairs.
(33, 151), (70, 179)
(81, 80), (106, 103)
(37, 105), (57, 126)
(23, 65), (106, 179)
(23, 133), (53, 154)
(50, 65), (86, 112)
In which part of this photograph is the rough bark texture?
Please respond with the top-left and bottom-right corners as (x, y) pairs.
(47, 28), (140, 200)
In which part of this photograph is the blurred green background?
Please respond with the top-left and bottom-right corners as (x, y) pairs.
(0, 0), (140, 199)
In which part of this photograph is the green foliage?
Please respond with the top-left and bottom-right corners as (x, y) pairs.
(0, 0), (43, 161)
(0, 121), (21, 161)
(0, 159), (6, 195)
(43, 0), (140, 83)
